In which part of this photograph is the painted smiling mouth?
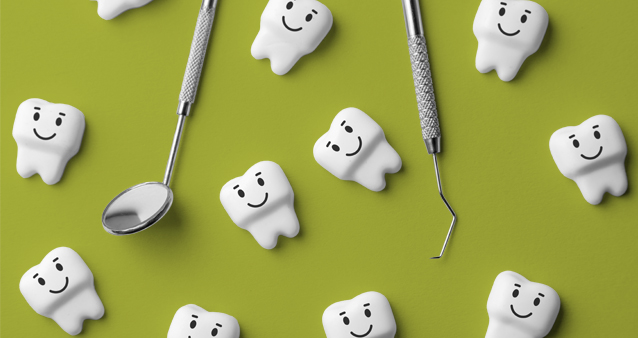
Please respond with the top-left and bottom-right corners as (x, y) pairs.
(282, 16), (302, 32)
(247, 193), (269, 208)
(350, 325), (373, 338)
(49, 277), (69, 294)
(345, 137), (363, 157)
(510, 304), (532, 318)
(581, 146), (603, 160)
(33, 128), (56, 140)
(498, 23), (520, 36)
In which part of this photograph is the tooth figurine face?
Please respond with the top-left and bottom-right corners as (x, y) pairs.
(323, 291), (396, 338)
(168, 304), (240, 338)
(19, 247), (104, 335)
(251, 0), (333, 75)
(487, 271), (560, 338)
(220, 161), (299, 249)
(549, 115), (628, 205)
(314, 108), (402, 192)
(473, 0), (548, 81)
(91, 0), (153, 20)
(13, 98), (85, 185)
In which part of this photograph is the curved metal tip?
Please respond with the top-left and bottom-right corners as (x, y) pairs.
(431, 153), (457, 260)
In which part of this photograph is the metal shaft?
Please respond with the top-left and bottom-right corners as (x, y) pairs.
(163, 114), (187, 186)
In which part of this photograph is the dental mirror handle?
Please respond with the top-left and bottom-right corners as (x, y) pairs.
(176, 0), (218, 116)
(401, 0), (441, 154)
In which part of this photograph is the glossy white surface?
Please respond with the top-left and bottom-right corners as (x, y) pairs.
(19, 247), (104, 336)
(92, 0), (153, 20)
(473, 0), (548, 81)
(487, 271), (560, 338)
(550, 115), (628, 205)
(13, 99), (85, 185)
(168, 304), (240, 338)
(314, 108), (401, 192)
(323, 291), (396, 338)
(251, 0), (333, 75)
(220, 161), (299, 249)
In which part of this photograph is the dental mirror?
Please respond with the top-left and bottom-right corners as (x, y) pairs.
(102, 0), (219, 235)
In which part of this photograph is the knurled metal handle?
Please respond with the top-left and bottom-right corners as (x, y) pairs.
(408, 35), (441, 142)
(179, 2), (216, 104)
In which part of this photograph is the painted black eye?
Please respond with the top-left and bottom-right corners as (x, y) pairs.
(257, 178), (264, 186)
(594, 131), (601, 139)
(56, 263), (63, 271)
(499, 7), (506, 16)
(343, 317), (350, 325)
(572, 139), (580, 148)
(364, 309), (371, 317)
(38, 278), (46, 286)
(211, 328), (218, 336)
(238, 190), (245, 198)
(521, 15), (527, 23)
(345, 126), (353, 133)
(533, 298), (541, 306)
(512, 289), (519, 298)
(286, 1), (293, 9)
(56, 118), (62, 126)
(190, 320), (197, 329)
(332, 144), (340, 152)
(34, 112), (40, 121)
(306, 14), (313, 22)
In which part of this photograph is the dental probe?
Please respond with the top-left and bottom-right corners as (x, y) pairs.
(401, 0), (457, 259)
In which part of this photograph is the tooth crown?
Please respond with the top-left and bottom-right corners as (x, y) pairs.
(487, 271), (560, 338)
(323, 291), (396, 338)
(19, 247), (104, 335)
(168, 304), (240, 338)
(92, 0), (153, 20)
(220, 161), (299, 249)
(314, 108), (402, 192)
(251, 0), (333, 75)
(549, 115), (628, 204)
(473, 0), (548, 81)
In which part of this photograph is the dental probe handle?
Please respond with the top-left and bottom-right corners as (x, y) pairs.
(176, 0), (219, 116)
(401, 0), (441, 155)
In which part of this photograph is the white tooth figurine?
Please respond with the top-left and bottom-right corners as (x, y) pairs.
(92, 0), (153, 20)
(323, 291), (396, 338)
(314, 108), (402, 192)
(20, 247), (104, 336)
(486, 271), (560, 338)
(251, 0), (333, 75)
(168, 304), (240, 338)
(220, 161), (299, 249)
(473, 0), (548, 81)
(550, 115), (628, 205)
(13, 99), (85, 185)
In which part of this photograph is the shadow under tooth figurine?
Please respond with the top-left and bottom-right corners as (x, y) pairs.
(20, 247), (104, 335)
(486, 271), (560, 338)
(168, 304), (240, 338)
(251, 0), (333, 75)
(473, 0), (548, 81)
(549, 115), (628, 205)
(323, 291), (397, 338)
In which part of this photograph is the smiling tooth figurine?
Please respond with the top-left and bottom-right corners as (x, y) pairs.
(92, 0), (153, 20)
(251, 0), (333, 75)
(487, 271), (560, 338)
(168, 304), (240, 338)
(473, 0), (548, 81)
(323, 291), (396, 338)
(220, 161), (299, 249)
(20, 247), (104, 335)
(550, 115), (628, 205)
(314, 108), (401, 192)
(13, 99), (85, 185)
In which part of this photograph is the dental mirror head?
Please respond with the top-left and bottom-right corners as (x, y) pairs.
(102, 182), (173, 235)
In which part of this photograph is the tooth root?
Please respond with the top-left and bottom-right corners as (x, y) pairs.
(95, 0), (153, 20)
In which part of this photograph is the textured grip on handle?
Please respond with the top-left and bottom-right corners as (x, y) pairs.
(408, 35), (441, 141)
(179, 5), (216, 104)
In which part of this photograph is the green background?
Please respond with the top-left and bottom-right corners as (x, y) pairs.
(2, 0), (637, 337)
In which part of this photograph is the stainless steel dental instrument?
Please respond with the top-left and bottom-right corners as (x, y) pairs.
(102, 0), (218, 235)
(401, 0), (457, 259)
